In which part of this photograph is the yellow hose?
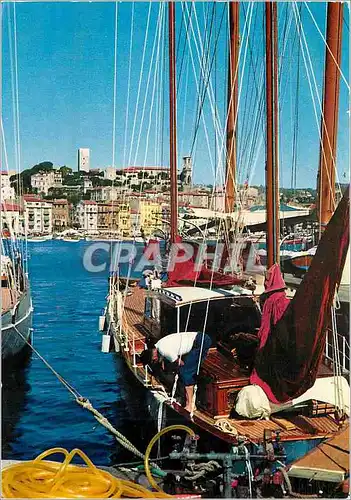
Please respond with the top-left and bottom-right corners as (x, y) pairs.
(144, 425), (195, 495)
(2, 425), (195, 498)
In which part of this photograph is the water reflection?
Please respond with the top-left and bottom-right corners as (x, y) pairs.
(2, 349), (32, 458)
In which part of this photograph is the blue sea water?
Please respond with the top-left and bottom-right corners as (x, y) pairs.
(2, 240), (154, 466)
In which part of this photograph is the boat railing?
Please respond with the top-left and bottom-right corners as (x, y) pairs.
(325, 330), (350, 374)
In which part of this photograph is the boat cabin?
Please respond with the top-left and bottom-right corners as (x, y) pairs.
(142, 285), (262, 417)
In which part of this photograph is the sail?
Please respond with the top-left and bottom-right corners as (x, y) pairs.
(251, 187), (350, 403)
(166, 236), (244, 287)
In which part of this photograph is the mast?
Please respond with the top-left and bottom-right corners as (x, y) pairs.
(265, 2), (279, 268)
(225, 2), (239, 214)
(169, 2), (178, 243)
(317, 3), (343, 234)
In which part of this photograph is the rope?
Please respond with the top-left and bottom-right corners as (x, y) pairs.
(11, 324), (146, 460)
(214, 418), (238, 435)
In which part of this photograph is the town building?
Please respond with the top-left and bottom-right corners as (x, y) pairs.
(51, 199), (70, 230)
(75, 200), (98, 232)
(83, 177), (93, 194)
(180, 156), (193, 187)
(90, 186), (120, 202)
(23, 196), (53, 234)
(1, 202), (23, 235)
(104, 167), (117, 181)
(78, 148), (90, 173)
(117, 204), (131, 236)
(97, 202), (119, 232)
(1, 171), (16, 201)
(139, 201), (162, 236)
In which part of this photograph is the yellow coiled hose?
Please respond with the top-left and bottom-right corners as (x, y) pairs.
(2, 425), (195, 498)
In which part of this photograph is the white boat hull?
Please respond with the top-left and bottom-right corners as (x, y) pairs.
(1, 289), (33, 361)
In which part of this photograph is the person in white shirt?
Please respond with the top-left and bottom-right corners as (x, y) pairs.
(152, 331), (212, 412)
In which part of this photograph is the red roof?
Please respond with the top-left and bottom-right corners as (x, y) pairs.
(1, 171), (11, 175)
(1, 202), (22, 212)
(23, 194), (41, 201)
(82, 200), (97, 205)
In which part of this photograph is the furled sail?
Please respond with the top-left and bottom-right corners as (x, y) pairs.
(166, 236), (244, 287)
(251, 187), (350, 403)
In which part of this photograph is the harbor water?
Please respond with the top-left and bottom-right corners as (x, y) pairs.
(2, 240), (154, 466)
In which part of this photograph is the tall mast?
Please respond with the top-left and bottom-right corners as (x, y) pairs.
(317, 3), (343, 234)
(225, 2), (239, 214)
(169, 2), (178, 243)
(265, 2), (279, 268)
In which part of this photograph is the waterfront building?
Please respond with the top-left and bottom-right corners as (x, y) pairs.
(139, 201), (162, 236)
(97, 202), (119, 232)
(51, 199), (70, 230)
(78, 148), (90, 173)
(117, 204), (131, 236)
(23, 196), (53, 234)
(1, 202), (23, 234)
(76, 200), (98, 232)
(1, 171), (16, 200)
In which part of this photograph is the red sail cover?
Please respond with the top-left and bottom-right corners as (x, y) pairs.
(251, 187), (350, 403)
(166, 237), (244, 287)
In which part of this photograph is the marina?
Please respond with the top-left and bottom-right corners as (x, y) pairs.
(1, 1), (350, 498)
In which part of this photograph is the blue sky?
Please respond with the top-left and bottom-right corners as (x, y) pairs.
(2, 2), (350, 188)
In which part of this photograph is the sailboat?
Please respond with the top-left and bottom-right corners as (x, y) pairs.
(1, 220), (33, 363)
(103, 1), (349, 464)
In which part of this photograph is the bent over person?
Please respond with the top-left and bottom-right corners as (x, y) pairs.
(154, 331), (212, 412)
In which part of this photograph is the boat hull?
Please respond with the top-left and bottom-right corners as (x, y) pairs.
(1, 289), (33, 361)
(105, 304), (331, 465)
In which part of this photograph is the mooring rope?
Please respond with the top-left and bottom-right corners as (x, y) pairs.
(12, 325), (145, 459)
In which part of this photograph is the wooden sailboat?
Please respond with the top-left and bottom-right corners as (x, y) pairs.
(105, 2), (349, 460)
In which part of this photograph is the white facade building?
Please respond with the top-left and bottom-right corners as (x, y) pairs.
(78, 148), (90, 173)
(1, 202), (23, 235)
(90, 187), (120, 202)
(83, 177), (93, 194)
(23, 197), (53, 234)
(31, 171), (55, 195)
(104, 167), (117, 181)
(76, 200), (98, 232)
(1, 172), (16, 200)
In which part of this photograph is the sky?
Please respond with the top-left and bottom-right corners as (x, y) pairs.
(2, 1), (350, 189)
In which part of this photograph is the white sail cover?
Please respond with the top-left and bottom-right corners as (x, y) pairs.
(235, 376), (350, 419)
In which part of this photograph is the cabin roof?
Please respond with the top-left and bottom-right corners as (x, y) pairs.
(153, 285), (253, 307)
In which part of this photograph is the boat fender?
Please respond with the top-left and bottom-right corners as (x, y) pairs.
(101, 334), (111, 353)
(99, 315), (106, 331)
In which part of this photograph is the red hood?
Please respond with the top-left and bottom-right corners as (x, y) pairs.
(264, 263), (286, 293)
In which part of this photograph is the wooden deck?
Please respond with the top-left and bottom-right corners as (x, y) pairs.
(120, 287), (345, 445)
(1, 288), (19, 314)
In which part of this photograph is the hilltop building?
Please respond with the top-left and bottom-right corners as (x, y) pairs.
(78, 148), (90, 173)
